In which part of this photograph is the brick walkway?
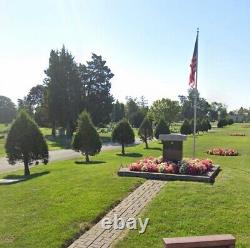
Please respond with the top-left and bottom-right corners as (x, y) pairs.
(68, 180), (166, 248)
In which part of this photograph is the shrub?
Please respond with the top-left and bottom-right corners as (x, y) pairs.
(154, 118), (170, 139)
(201, 119), (209, 132)
(207, 119), (212, 130)
(180, 119), (192, 135)
(5, 111), (48, 176)
(112, 119), (135, 155)
(138, 116), (153, 149)
(217, 119), (228, 128)
(228, 118), (234, 125)
(72, 111), (102, 163)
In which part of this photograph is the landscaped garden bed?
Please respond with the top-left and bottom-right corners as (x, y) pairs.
(207, 148), (239, 156)
(230, 133), (246, 136)
(118, 157), (220, 183)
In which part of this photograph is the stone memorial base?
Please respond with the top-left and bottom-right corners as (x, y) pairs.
(163, 234), (235, 248)
(118, 166), (220, 183)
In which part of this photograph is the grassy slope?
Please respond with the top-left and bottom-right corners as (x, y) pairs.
(0, 144), (156, 248)
(116, 124), (250, 248)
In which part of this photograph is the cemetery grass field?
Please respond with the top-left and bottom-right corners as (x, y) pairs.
(0, 124), (249, 247)
(116, 123), (250, 248)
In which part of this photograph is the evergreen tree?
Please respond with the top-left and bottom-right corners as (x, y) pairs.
(180, 119), (192, 135)
(154, 118), (170, 139)
(5, 111), (48, 176)
(207, 119), (212, 130)
(45, 46), (82, 137)
(111, 100), (125, 122)
(112, 119), (135, 155)
(201, 119), (209, 132)
(138, 116), (153, 149)
(81, 54), (114, 125)
(72, 111), (102, 163)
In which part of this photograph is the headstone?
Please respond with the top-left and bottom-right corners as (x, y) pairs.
(159, 134), (187, 162)
(163, 234), (236, 248)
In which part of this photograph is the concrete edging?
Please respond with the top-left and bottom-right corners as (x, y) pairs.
(118, 166), (220, 183)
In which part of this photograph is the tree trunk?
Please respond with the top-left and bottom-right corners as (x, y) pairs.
(122, 143), (125, 155)
(24, 158), (30, 176)
(52, 121), (56, 137)
(145, 139), (148, 149)
(85, 153), (90, 163)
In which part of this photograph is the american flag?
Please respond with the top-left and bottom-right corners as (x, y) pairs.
(189, 33), (198, 88)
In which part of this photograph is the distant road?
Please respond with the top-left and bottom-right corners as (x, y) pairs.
(0, 140), (141, 174)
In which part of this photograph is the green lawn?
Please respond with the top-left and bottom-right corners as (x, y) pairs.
(115, 124), (250, 248)
(1, 124), (250, 248)
(0, 144), (154, 248)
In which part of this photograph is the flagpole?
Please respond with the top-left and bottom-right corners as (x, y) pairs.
(193, 28), (199, 159)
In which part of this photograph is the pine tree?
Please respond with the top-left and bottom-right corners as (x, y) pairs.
(72, 111), (102, 163)
(154, 118), (170, 139)
(180, 119), (192, 135)
(5, 111), (48, 176)
(201, 119), (209, 132)
(112, 119), (135, 155)
(138, 117), (153, 149)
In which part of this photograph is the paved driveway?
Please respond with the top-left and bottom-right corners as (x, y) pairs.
(0, 141), (140, 174)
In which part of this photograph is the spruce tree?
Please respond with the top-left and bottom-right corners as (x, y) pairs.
(154, 118), (170, 139)
(201, 119), (209, 132)
(138, 116), (153, 149)
(180, 119), (192, 135)
(72, 111), (102, 163)
(112, 119), (135, 155)
(5, 111), (48, 176)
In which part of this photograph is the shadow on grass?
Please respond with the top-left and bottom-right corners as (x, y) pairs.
(45, 135), (72, 149)
(74, 161), (106, 165)
(1, 171), (50, 185)
(116, 153), (143, 158)
(144, 147), (162, 151)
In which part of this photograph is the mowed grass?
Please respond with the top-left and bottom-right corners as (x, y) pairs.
(0, 144), (161, 248)
(115, 124), (250, 248)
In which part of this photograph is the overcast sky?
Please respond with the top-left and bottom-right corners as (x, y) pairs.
(1, 0), (250, 110)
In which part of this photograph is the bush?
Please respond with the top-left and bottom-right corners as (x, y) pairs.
(138, 116), (153, 149)
(154, 119), (170, 139)
(207, 119), (212, 130)
(72, 111), (102, 163)
(5, 111), (48, 176)
(112, 119), (135, 155)
(217, 119), (228, 128)
(180, 120), (192, 135)
(201, 119), (209, 132)
(228, 118), (234, 125)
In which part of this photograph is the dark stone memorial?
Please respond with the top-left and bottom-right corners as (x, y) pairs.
(159, 134), (187, 162)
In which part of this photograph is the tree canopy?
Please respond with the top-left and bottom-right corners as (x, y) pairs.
(72, 111), (102, 162)
(0, 96), (16, 124)
(149, 98), (180, 125)
(112, 119), (135, 155)
(5, 111), (48, 176)
(138, 116), (153, 149)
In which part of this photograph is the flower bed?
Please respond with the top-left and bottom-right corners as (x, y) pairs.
(207, 148), (239, 156)
(230, 133), (246, 136)
(128, 156), (214, 176)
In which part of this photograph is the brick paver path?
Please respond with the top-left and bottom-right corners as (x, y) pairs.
(68, 180), (166, 248)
